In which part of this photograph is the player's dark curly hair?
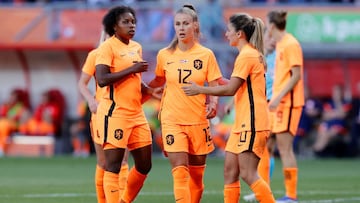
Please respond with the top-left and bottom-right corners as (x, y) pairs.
(102, 6), (137, 36)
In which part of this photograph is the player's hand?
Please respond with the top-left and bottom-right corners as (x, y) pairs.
(268, 97), (280, 111)
(152, 87), (163, 100)
(206, 102), (217, 119)
(132, 61), (149, 73)
(182, 81), (200, 96)
(88, 99), (98, 114)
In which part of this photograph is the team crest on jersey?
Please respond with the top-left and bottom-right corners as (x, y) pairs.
(193, 59), (203, 70)
(114, 129), (123, 140)
(166, 134), (174, 145)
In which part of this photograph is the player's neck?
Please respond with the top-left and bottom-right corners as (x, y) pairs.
(177, 40), (195, 52)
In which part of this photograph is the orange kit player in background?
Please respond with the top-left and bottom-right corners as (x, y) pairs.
(147, 5), (223, 203)
(0, 89), (31, 156)
(266, 10), (304, 203)
(77, 30), (129, 203)
(182, 13), (276, 203)
(95, 6), (156, 203)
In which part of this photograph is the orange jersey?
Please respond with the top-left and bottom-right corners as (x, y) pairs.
(231, 44), (269, 132)
(95, 36), (145, 118)
(273, 33), (304, 107)
(156, 43), (222, 124)
(82, 48), (102, 101)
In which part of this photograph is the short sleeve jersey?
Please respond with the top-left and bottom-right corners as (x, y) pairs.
(82, 49), (101, 101)
(273, 33), (304, 107)
(95, 36), (144, 118)
(231, 44), (269, 132)
(156, 43), (222, 124)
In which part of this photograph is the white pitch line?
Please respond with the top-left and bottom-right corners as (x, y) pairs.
(0, 191), (359, 203)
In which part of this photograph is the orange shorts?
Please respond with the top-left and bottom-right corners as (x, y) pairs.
(225, 130), (269, 158)
(272, 105), (302, 136)
(268, 111), (275, 134)
(96, 113), (152, 151)
(161, 122), (215, 155)
(90, 113), (103, 145)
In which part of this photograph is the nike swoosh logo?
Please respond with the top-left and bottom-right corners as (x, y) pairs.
(167, 62), (174, 65)
(175, 198), (184, 201)
(111, 190), (118, 193)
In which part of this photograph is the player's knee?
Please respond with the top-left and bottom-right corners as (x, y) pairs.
(136, 162), (152, 174)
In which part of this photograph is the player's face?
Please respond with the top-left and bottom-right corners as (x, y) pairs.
(225, 23), (239, 47)
(265, 18), (274, 39)
(114, 12), (136, 43)
(264, 29), (276, 54)
(174, 13), (196, 43)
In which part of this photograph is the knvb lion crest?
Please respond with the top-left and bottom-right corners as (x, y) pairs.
(166, 134), (174, 145)
(193, 59), (203, 70)
(114, 129), (123, 140)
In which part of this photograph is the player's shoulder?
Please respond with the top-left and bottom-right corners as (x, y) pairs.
(88, 49), (98, 57)
(129, 39), (142, 47)
(157, 47), (172, 57)
(239, 44), (259, 58)
(284, 33), (301, 47)
(195, 43), (215, 55)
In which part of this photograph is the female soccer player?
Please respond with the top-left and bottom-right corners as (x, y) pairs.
(182, 13), (276, 203)
(266, 10), (305, 203)
(78, 30), (130, 203)
(95, 6), (155, 203)
(147, 4), (223, 203)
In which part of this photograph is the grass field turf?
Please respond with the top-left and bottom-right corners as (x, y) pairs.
(0, 155), (359, 203)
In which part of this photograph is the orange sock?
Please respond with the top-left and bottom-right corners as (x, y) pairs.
(120, 167), (147, 203)
(103, 171), (120, 203)
(284, 167), (298, 199)
(223, 181), (240, 203)
(258, 147), (270, 185)
(189, 165), (205, 203)
(172, 166), (190, 203)
(95, 165), (106, 203)
(250, 178), (275, 203)
(118, 163), (129, 198)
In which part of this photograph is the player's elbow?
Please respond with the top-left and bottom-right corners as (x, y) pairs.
(97, 78), (108, 87)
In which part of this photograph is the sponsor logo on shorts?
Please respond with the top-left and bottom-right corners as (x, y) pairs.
(114, 129), (123, 140)
(166, 134), (174, 145)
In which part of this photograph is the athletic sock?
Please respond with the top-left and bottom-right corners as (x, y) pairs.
(189, 165), (205, 203)
(118, 163), (129, 198)
(223, 181), (240, 203)
(284, 167), (298, 199)
(95, 165), (106, 203)
(250, 178), (275, 203)
(172, 166), (190, 203)
(120, 167), (147, 203)
(103, 171), (119, 203)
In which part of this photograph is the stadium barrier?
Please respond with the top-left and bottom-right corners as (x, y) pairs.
(5, 134), (55, 157)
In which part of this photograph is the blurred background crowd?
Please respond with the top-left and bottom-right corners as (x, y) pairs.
(0, 0), (359, 158)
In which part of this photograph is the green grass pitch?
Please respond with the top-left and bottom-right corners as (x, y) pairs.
(0, 155), (359, 202)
